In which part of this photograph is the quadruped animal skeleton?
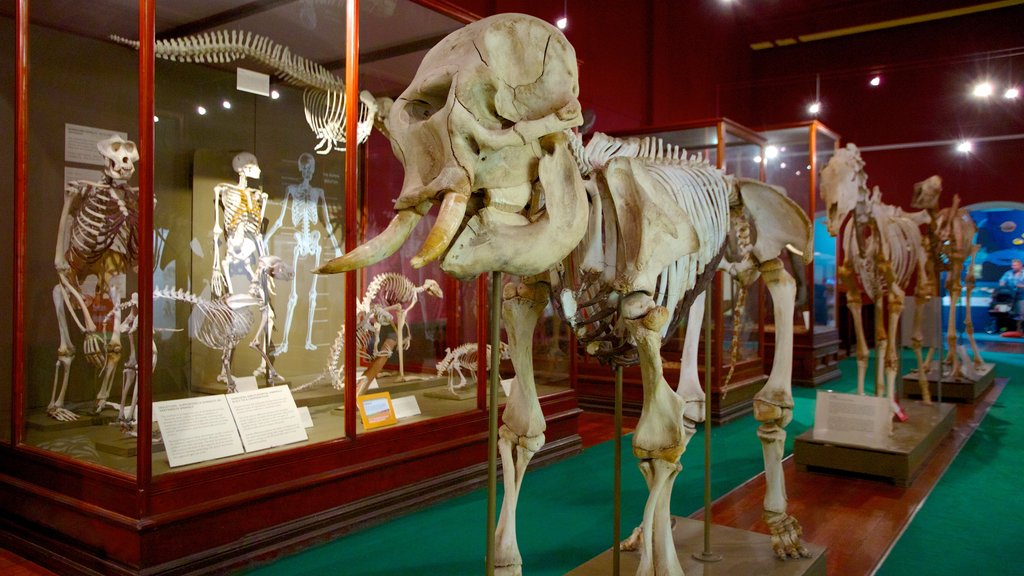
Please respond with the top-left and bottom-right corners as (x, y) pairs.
(265, 153), (343, 353)
(110, 31), (377, 154)
(293, 302), (395, 393)
(360, 273), (443, 379)
(49, 135), (141, 421)
(317, 14), (814, 576)
(435, 342), (511, 395)
(155, 255), (294, 392)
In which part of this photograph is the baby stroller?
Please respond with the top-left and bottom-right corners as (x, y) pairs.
(987, 286), (1019, 333)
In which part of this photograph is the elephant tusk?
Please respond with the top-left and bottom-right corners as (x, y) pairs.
(315, 210), (422, 274)
(411, 192), (468, 269)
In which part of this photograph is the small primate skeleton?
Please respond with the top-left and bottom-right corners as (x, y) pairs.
(265, 153), (343, 353)
(360, 273), (443, 379)
(155, 255), (293, 392)
(212, 152), (268, 297)
(49, 135), (140, 421)
(435, 342), (511, 395)
(110, 31), (378, 154)
(821, 144), (934, 405)
(101, 293), (158, 433)
(293, 302), (395, 393)
(911, 175), (985, 380)
(318, 15), (815, 574)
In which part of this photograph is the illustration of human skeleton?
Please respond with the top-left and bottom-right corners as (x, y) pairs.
(212, 152), (269, 297)
(265, 153), (343, 353)
(360, 273), (443, 379)
(155, 255), (293, 392)
(49, 135), (140, 421)
(111, 31), (377, 154)
(318, 14), (814, 575)
(435, 342), (510, 395)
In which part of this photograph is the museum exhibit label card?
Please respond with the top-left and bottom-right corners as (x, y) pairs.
(226, 387), (308, 453)
(154, 395), (244, 468)
(813, 391), (892, 446)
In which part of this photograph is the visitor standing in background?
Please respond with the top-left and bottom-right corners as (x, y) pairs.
(999, 258), (1024, 317)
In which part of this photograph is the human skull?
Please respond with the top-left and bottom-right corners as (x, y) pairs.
(232, 152), (261, 180)
(318, 14), (589, 280)
(911, 175), (942, 210)
(819, 143), (866, 237)
(98, 135), (139, 182)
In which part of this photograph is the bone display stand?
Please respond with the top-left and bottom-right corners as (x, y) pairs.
(901, 362), (996, 403)
(568, 517), (826, 576)
(794, 401), (955, 486)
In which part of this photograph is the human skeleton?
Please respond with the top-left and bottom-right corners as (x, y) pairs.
(49, 135), (140, 421)
(820, 144), (934, 404)
(212, 152), (268, 296)
(911, 175), (985, 379)
(265, 153), (343, 353)
(360, 273), (443, 379)
(111, 31), (377, 154)
(318, 14), (813, 575)
(435, 342), (511, 395)
(155, 255), (293, 392)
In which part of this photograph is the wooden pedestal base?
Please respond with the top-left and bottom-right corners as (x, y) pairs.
(567, 517), (827, 576)
(794, 401), (955, 486)
(902, 363), (996, 403)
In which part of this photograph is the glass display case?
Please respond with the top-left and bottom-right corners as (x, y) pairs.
(575, 118), (767, 423)
(760, 121), (842, 386)
(0, 2), (581, 573)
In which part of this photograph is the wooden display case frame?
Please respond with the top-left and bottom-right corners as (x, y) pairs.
(0, 2), (581, 575)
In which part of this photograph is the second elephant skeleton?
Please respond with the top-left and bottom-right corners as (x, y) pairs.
(318, 14), (812, 576)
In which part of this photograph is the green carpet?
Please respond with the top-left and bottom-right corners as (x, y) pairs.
(877, 350), (1021, 576)
(246, 351), (1004, 576)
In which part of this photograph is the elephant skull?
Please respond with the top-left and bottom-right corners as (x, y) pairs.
(318, 13), (589, 279)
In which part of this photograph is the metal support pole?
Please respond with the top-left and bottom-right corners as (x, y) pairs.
(613, 364), (623, 575)
(485, 271), (502, 575)
(694, 290), (722, 562)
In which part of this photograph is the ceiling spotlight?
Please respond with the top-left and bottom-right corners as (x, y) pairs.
(780, 162), (787, 169)
(222, 100), (232, 109)
(956, 140), (973, 153)
(555, 16), (568, 29)
(753, 155), (763, 163)
(765, 145), (779, 159)
(869, 76), (881, 87)
(270, 89), (281, 100)
(197, 105), (207, 116)
(808, 101), (821, 115)
(1005, 87), (1020, 99)
(153, 115), (159, 123)
(795, 170), (802, 176)
(972, 81), (994, 98)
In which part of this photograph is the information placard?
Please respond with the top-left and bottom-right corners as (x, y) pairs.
(65, 123), (128, 165)
(226, 387), (308, 453)
(813, 391), (892, 446)
(154, 395), (244, 468)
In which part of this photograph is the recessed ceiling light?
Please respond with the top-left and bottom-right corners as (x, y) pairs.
(972, 81), (994, 98)
(765, 145), (779, 159)
(153, 115), (159, 123)
(870, 76), (881, 87)
(753, 155), (763, 163)
(956, 140), (973, 153)
(270, 89), (281, 100)
(556, 16), (567, 29)
(780, 162), (787, 169)
(1005, 87), (1020, 99)
(222, 100), (232, 109)
(807, 101), (821, 115)
(197, 105), (207, 116)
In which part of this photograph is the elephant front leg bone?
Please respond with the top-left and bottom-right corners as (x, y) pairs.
(494, 280), (549, 576)
(626, 300), (690, 576)
(755, 258), (809, 560)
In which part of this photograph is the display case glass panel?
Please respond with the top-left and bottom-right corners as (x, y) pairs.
(20, 1), (140, 471)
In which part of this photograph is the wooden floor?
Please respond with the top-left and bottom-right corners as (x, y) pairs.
(692, 379), (1004, 576)
(0, 385), (998, 576)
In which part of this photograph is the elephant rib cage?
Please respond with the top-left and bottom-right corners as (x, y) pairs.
(559, 135), (730, 366)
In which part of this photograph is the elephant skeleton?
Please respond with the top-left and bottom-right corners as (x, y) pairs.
(317, 14), (813, 575)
